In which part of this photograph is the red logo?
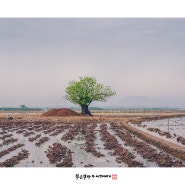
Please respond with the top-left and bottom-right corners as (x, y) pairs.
(112, 174), (117, 180)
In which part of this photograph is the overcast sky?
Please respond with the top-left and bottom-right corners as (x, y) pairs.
(0, 18), (185, 107)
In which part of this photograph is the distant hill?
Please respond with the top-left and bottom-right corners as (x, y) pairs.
(118, 96), (177, 108)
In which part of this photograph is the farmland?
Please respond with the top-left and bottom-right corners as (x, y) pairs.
(0, 111), (185, 167)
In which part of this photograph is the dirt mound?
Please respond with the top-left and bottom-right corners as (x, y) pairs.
(43, 108), (80, 117)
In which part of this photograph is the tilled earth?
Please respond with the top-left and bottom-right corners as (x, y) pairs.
(0, 119), (185, 167)
(130, 117), (185, 147)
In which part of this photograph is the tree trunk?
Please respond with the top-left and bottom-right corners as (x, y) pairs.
(81, 105), (92, 116)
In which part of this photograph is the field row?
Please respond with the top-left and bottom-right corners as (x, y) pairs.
(130, 117), (185, 146)
(0, 120), (184, 167)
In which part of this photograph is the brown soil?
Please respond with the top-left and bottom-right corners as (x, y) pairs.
(1, 111), (185, 164)
(42, 108), (80, 117)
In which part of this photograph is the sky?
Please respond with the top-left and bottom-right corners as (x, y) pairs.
(0, 18), (185, 107)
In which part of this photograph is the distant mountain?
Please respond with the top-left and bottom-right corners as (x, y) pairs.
(118, 96), (178, 108)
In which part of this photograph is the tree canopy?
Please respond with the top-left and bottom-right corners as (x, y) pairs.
(65, 76), (116, 115)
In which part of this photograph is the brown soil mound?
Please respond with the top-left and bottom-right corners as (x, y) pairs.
(43, 108), (80, 117)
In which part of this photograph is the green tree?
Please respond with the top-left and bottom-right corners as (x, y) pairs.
(65, 76), (116, 116)
(20, 104), (27, 110)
